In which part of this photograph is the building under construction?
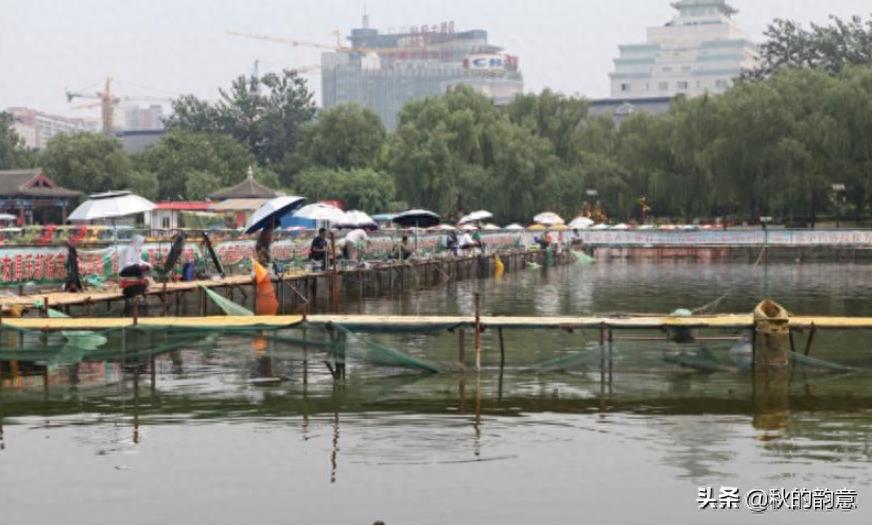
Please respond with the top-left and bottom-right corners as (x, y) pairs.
(321, 16), (523, 129)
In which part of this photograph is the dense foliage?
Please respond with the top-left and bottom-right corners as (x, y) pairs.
(132, 131), (263, 200)
(3, 14), (871, 225)
(748, 15), (872, 79)
(40, 133), (133, 196)
(165, 69), (317, 179)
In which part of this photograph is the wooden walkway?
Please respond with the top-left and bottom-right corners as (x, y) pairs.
(5, 313), (872, 332)
(0, 250), (557, 316)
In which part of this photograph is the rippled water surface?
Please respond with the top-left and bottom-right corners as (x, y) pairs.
(2, 261), (871, 524)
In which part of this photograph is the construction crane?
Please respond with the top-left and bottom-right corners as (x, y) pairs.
(226, 30), (434, 55)
(227, 30), (344, 52)
(65, 78), (170, 133)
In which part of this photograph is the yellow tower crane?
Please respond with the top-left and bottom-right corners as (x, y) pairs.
(65, 78), (171, 133)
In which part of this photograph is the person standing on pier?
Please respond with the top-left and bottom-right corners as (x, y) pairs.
(392, 235), (414, 260)
(309, 228), (329, 271)
(472, 226), (485, 254)
(254, 228), (272, 267)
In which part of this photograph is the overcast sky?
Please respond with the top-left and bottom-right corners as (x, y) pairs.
(2, 0), (870, 119)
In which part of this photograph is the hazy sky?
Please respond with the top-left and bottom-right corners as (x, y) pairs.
(2, 0), (870, 119)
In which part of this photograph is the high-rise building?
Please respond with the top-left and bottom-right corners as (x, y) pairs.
(122, 104), (165, 130)
(610, 0), (759, 99)
(322, 17), (523, 130)
(7, 107), (98, 149)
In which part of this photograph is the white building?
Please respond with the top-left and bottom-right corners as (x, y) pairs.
(7, 107), (98, 149)
(610, 0), (759, 99)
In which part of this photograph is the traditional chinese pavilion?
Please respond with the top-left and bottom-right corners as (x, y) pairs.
(0, 168), (81, 225)
(208, 168), (283, 228)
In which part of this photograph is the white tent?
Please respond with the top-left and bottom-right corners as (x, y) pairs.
(292, 203), (347, 227)
(68, 191), (155, 222)
(568, 217), (595, 229)
(458, 210), (494, 225)
(533, 212), (564, 226)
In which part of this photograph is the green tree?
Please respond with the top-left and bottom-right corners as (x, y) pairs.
(128, 170), (160, 201)
(748, 15), (872, 79)
(293, 167), (395, 212)
(40, 132), (132, 194)
(506, 89), (592, 163)
(133, 131), (256, 199)
(0, 112), (26, 170)
(165, 69), (317, 172)
(185, 170), (222, 201)
(296, 104), (387, 174)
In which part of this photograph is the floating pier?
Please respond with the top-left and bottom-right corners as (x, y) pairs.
(0, 249), (564, 316)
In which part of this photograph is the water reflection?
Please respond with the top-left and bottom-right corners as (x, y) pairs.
(2, 260), (872, 521)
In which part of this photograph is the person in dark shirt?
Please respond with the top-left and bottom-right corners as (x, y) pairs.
(309, 228), (328, 270)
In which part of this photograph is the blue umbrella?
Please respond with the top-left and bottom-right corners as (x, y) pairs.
(244, 196), (306, 234)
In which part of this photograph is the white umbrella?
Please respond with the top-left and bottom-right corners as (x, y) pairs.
(430, 224), (457, 231)
(460, 223), (477, 231)
(591, 223), (610, 230)
(482, 223), (500, 230)
(338, 210), (377, 230)
(568, 216), (595, 229)
(0, 213), (16, 222)
(67, 191), (155, 222)
(611, 223), (630, 230)
(533, 211), (564, 226)
(504, 223), (524, 230)
(458, 210), (493, 225)
(244, 195), (306, 233)
(292, 203), (347, 226)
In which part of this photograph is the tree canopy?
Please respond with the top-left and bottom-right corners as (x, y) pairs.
(165, 69), (317, 177)
(0, 112), (36, 170)
(293, 167), (395, 212)
(40, 133), (133, 196)
(132, 131), (257, 200)
(748, 15), (872, 79)
(294, 104), (387, 176)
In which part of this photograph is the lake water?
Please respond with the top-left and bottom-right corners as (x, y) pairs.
(2, 260), (871, 524)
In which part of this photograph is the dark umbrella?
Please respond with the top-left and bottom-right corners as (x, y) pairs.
(392, 209), (441, 228)
(244, 196), (306, 234)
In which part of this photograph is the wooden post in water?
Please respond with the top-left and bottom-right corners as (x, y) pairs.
(753, 300), (790, 372)
(161, 282), (168, 316)
(330, 232), (338, 313)
(498, 327), (506, 370)
(278, 274), (285, 314)
(458, 330), (466, 368)
(474, 293), (482, 372)
(751, 300), (791, 433)
(803, 323), (817, 357)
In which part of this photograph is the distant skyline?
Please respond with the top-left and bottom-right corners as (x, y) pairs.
(3, 0), (871, 120)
